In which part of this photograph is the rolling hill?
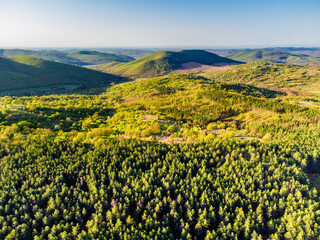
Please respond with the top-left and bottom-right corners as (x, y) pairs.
(208, 47), (320, 58)
(226, 50), (320, 68)
(0, 49), (83, 65)
(66, 51), (134, 65)
(1, 62), (320, 239)
(0, 49), (134, 66)
(0, 56), (127, 95)
(90, 49), (241, 78)
(203, 62), (320, 97)
(98, 49), (157, 59)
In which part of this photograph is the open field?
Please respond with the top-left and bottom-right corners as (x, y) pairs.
(172, 61), (235, 74)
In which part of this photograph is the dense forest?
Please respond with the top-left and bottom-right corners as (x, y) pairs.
(1, 60), (320, 239)
(0, 138), (319, 239)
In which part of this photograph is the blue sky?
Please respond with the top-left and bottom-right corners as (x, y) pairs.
(0, 0), (319, 48)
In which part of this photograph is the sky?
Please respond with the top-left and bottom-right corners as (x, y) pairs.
(0, 0), (319, 48)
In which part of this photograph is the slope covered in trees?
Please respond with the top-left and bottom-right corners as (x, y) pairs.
(66, 51), (134, 65)
(0, 49), (134, 66)
(226, 50), (320, 68)
(1, 62), (320, 239)
(204, 62), (320, 96)
(0, 138), (318, 239)
(209, 47), (320, 59)
(90, 50), (241, 78)
(0, 56), (127, 95)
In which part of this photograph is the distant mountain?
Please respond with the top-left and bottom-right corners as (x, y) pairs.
(0, 49), (82, 65)
(208, 47), (320, 58)
(0, 56), (127, 95)
(259, 47), (320, 54)
(0, 49), (134, 66)
(101, 49), (157, 59)
(90, 49), (241, 78)
(66, 51), (134, 65)
(226, 50), (320, 68)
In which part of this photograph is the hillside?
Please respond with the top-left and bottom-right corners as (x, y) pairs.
(203, 62), (320, 97)
(66, 51), (134, 65)
(0, 49), (134, 66)
(90, 49), (241, 78)
(209, 47), (320, 58)
(0, 56), (127, 95)
(1, 63), (320, 238)
(0, 49), (83, 65)
(226, 50), (320, 68)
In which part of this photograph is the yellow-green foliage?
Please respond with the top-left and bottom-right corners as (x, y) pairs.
(91, 49), (239, 78)
(0, 63), (320, 238)
(203, 62), (320, 97)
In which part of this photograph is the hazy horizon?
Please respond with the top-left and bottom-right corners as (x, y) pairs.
(1, 0), (319, 48)
(1, 44), (320, 51)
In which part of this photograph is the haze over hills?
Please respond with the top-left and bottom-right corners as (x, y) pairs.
(226, 50), (320, 68)
(208, 47), (320, 57)
(97, 49), (157, 59)
(0, 56), (127, 95)
(0, 49), (83, 65)
(90, 49), (241, 78)
(66, 51), (134, 65)
(0, 49), (134, 66)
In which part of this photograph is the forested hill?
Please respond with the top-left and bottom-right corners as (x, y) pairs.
(66, 51), (134, 65)
(1, 68), (320, 238)
(89, 49), (241, 78)
(0, 56), (127, 95)
(226, 50), (320, 68)
(0, 49), (134, 66)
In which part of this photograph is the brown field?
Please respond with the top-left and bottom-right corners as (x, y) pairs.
(172, 61), (236, 74)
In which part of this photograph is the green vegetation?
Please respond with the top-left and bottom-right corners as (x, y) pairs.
(227, 50), (320, 68)
(1, 60), (320, 238)
(0, 49), (134, 66)
(203, 62), (320, 97)
(0, 138), (319, 239)
(0, 49), (81, 65)
(66, 51), (134, 65)
(0, 56), (127, 95)
(91, 50), (240, 78)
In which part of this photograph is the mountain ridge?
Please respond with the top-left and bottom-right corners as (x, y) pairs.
(226, 50), (320, 68)
(0, 56), (127, 95)
(0, 49), (134, 66)
(90, 49), (241, 78)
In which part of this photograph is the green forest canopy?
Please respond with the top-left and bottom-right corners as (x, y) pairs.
(0, 62), (320, 239)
